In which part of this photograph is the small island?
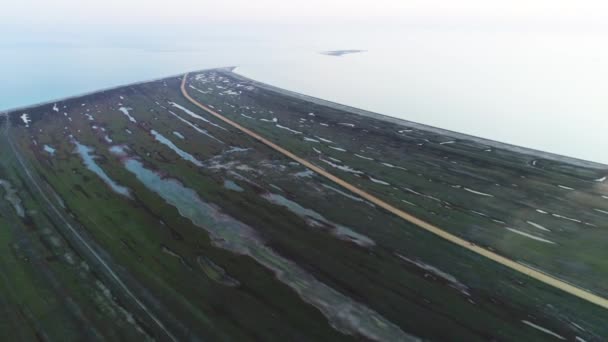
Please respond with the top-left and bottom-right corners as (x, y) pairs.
(320, 49), (366, 56)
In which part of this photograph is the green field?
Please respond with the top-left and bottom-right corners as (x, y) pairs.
(0, 69), (606, 341)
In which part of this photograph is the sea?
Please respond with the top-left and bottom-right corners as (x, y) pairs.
(1, 23), (606, 164)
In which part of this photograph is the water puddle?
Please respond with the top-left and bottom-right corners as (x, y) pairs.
(223, 180), (244, 192)
(261, 193), (375, 248)
(0, 179), (25, 217)
(150, 130), (203, 167)
(113, 155), (409, 340)
(72, 139), (131, 198)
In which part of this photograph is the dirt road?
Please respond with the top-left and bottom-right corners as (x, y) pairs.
(181, 72), (608, 311)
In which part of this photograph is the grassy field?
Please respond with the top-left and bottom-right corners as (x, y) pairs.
(0, 70), (606, 341)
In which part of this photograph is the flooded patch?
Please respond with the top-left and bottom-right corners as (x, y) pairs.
(43, 144), (56, 156)
(118, 107), (136, 123)
(115, 157), (411, 341)
(169, 102), (227, 131)
(197, 256), (240, 287)
(166, 110), (223, 144)
(369, 177), (390, 186)
(304, 137), (320, 143)
(321, 184), (373, 207)
(521, 320), (565, 340)
(354, 154), (374, 161)
(315, 136), (334, 143)
(223, 180), (244, 192)
(0, 179), (25, 217)
(505, 228), (556, 244)
(527, 221), (551, 232)
(261, 193), (375, 248)
(150, 130), (203, 167)
(73, 140), (131, 198)
(276, 124), (302, 134)
(594, 208), (608, 215)
(293, 169), (315, 178)
(20, 113), (31, 127)
(381, 162), (408, 171)
(396, 253), (470, 296)
(463, 187), (494, 197)
(551, 213), (582, 223)
(319, 157), (364, 175)
(329, 146), (347, 152)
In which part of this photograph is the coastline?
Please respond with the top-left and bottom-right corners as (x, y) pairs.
(227, 68), (607, 170)
(4, 66), (606, 169)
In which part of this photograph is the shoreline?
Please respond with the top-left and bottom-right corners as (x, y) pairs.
(3, 66), (606, 169)
(227, 69), (607, 170)
(0, 68), (230, 115)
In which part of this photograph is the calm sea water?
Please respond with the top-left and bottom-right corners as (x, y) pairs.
(1, 25), (606, 164)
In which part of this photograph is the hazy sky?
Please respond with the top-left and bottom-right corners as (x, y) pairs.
(3, 0), (608, 27)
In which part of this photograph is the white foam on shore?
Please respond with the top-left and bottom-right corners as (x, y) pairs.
(506, 228), (556, 244)
(52, 103), (59, 112)
(536, 209), (548, 214)
(304, 137), (320, 143)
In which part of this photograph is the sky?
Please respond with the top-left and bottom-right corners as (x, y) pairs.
(3, 0), (608, 28)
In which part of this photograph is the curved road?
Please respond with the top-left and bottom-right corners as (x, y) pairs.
(180, 73), (608, 311)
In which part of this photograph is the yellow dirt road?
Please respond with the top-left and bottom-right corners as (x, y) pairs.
(180, 73), (608, 310)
